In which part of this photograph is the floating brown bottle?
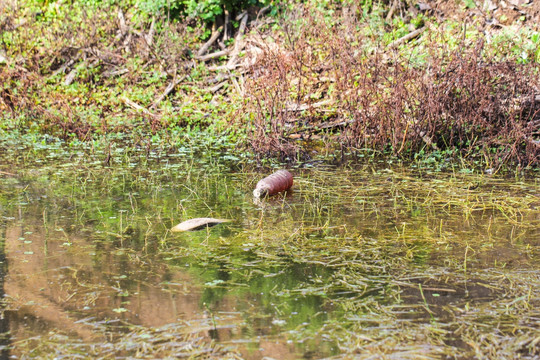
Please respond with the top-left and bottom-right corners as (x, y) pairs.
(253, 170), (293, 198)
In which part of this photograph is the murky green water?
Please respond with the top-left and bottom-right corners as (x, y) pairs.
(0, 144), (539, 359)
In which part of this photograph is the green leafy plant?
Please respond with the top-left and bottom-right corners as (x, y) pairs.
(137, 0), (270, 24)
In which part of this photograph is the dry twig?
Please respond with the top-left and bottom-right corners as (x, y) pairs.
(386, 0), (398, 22)
(151, 74), (187, 108)
(197, 26), (223, 57)
(145, 17), (156, 48)
(223, 9), (230, 42)
(227, 13), (249, 67)
(285, 99), (334, 112)
(196, 50), (229, 62)
(206, 81), (227, 93)
(388, 26), (426, 48)
(121, 96), (156, 117)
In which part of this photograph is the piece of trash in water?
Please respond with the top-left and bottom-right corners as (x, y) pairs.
(253, 170), (293, 198)
(171, 218), (231, 232)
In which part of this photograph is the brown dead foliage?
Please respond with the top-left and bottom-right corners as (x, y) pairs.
(241, 5), (540, 168)
(0, 66), (92, 140)
(0, 3), (198, 138)
(0, 67), (35, 112)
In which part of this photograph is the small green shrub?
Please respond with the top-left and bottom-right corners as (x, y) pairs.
(137, 0), (270, 24)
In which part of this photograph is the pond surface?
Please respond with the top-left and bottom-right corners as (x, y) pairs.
(0, 143), (539, 359)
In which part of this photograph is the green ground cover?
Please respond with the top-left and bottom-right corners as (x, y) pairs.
(1, 0), (539, 170)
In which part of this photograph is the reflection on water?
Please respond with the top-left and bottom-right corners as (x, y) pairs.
(0, 155), (538, 359)
(0, 218), (9, 359)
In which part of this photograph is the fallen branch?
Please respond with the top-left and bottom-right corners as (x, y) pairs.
(52, 58), (76, 77)
(123, 31), (132, 51)
(289, 133), (322, 140)
(289, 119), (355, 136)
(197, 26), (223, 57)
(231, 76), (243, 96)
(103, 68), (129, 78)
(254, 17), (276, 30)
(256, 5), (272, 22)
(139, 20), (172, 75)
(117, 9), (128, 37)
(223, 9), (230, 42)
(206, 81), (227, 93)
(64, 68), (78, 85)
(145, 16), (156, 49)
(151, 75), (187, 108)
(196, 50), (229, 62)
(227, 13), (249, 67)
(208, 63), (242, 71)
(236, 11), (247, 21)
(207, 70), (246, 84)
(121, 96), (156, 117)
(520, 94), (540, 107)
(388, 26), (426, 48)
(386, 0), (398, 22)
(285, 99), (334, 112)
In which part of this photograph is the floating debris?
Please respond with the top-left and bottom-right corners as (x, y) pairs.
(171, 218), (231, 232)
(253, 170), (294, 198)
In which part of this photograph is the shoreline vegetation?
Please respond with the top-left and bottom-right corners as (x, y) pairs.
(0, 0), (539, 171)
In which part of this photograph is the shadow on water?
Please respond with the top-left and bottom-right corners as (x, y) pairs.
(0, 148), (538, 359)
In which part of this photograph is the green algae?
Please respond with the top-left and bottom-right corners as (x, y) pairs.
(0, 144), (538, 359)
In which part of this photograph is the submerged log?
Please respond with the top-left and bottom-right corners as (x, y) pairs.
(171, 218), (230, 232)
(253, 170), (294, 198)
